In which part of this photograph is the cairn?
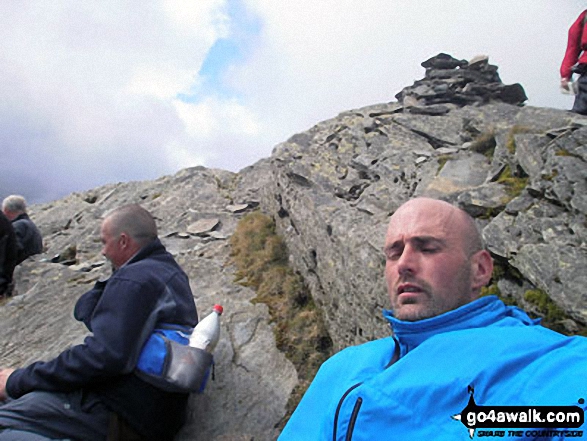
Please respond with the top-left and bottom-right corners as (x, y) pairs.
(395, 53), (527, 115)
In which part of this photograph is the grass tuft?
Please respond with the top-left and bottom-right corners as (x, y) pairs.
(229, 211), (333, 427)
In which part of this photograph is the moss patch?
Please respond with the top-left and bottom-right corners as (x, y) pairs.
(524, 289), (566, 324)
(496, 165), (529, 200)
(470, 131), (496, 157)
(505, 125), (532, 155)
(482, 260), (586, 335)
(555, 149), (582, 159)
(437, 154), (452, 172)
(480, 260), (519, 307)
(229, 211), (333, 426)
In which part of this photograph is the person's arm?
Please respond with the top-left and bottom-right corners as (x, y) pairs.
(561, 11), (587, 82)
(5, 276), (160, 399)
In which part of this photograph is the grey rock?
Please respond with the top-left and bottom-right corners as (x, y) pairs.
(421, 152), (491, 198)
(225, 204), (249, 213)
(187, 218), (221, 236)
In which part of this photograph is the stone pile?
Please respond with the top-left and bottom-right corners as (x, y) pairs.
(395, 53), (528, 115)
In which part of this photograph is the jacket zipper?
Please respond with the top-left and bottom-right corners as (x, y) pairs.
(345, 397), (363, 441)
(333, 338), (401, 441)
(333, 382), (362, 441)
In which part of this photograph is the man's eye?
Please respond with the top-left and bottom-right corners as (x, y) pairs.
(385, 251), (401, 260)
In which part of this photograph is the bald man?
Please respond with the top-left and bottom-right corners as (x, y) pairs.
(279, 198), (587, 440)
(0, 204), (197, 441)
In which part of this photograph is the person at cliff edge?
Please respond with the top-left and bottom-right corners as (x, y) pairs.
(0, 204), (198, 441)
(561, 9), (587, 114)
(0, 211), (17, 298)
(279, 197), (587, 440)
(1, 195), (43, 265)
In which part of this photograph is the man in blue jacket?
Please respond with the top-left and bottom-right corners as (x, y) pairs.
(0, 204), (198, 441)
(279, 197), (587, 440)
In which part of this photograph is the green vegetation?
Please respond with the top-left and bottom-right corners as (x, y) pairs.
(555, 148), (582, 159)
(504, 125), (532, 155)
(481, 260), (586, 336)
(229, 211), (333, 426)
(496, 165), (528, 200)
(470, 131), (496, 157)
(524, 289), (566, 325)
(522, 288), (587, 336)
(543, 169), (559, 182)
(480, 260), (519, 306)
(437, 154), (452, 172)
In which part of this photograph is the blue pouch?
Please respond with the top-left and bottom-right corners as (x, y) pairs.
(136, 326), (213, 393)
(136, 328), (189, 376)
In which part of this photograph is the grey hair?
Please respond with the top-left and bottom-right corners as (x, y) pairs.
(104, 204), (158, 246)
(2, 195), (27, 214)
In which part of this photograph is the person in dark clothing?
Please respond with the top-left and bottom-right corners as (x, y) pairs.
(561, 9), (587, 114)
(1, 196), (43, 265)
(0, 212), (17, 298)
(0, 204), (198, 441)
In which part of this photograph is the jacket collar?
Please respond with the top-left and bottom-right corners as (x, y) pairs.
(116, 238), (165, 271)
(383, 296), (538, 352)
(12, 213), (30, 222)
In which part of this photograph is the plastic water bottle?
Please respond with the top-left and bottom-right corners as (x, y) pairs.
(189, 304), (223, 352)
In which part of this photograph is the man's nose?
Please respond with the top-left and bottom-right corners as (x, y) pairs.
(396, 246), (417, 275)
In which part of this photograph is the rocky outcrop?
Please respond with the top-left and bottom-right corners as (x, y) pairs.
(1, 54), (586, 440)
(395, 53), (528, 115)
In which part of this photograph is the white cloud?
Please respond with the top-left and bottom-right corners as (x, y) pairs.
(0, 0), (584, 204)
(174, 97), (260, 138)
(126, 66), (198, 100)
(163, 0), (229, 40)
(0, 0), (230, 202)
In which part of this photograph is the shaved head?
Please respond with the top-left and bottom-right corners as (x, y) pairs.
(384, 198), (493, 321)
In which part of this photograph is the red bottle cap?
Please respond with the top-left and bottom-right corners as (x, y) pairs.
(213, 304), (224, 314)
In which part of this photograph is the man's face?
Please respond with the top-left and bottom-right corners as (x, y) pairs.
(2, 208), (15, 221)
(100, 219), (126, 270)
(384, 199), (478, 321)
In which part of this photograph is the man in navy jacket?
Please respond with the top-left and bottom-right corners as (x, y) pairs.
(1, 195), (43, 265)
(0, 204), (198, 441)
(0, 212), (17, 298)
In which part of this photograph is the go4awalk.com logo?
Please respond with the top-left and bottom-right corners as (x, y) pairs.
(452, 387), (585, 439)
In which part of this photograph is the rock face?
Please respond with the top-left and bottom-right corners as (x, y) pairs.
(1, 54), (587, 439)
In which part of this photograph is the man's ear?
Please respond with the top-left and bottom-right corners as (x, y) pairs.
(471, 250), (493, 291)
(119, 232), (129, 248)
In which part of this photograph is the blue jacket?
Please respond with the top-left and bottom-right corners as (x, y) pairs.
(279, 296), (587, 440)
(7, 238), (198, 440)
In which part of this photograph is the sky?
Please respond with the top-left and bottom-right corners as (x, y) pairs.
(1, 0), (584, 204)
